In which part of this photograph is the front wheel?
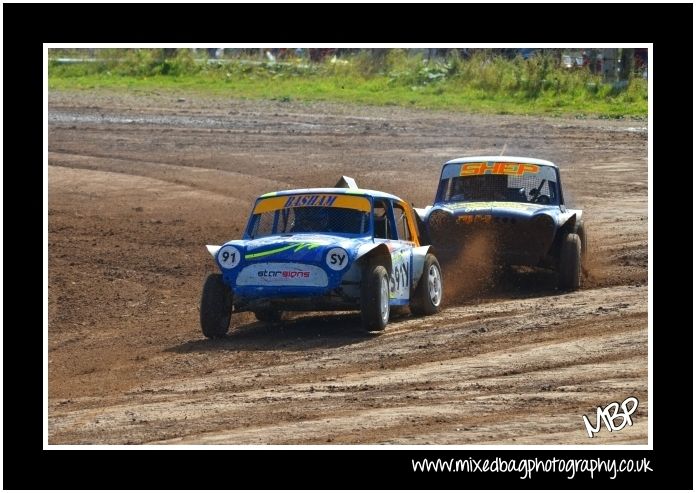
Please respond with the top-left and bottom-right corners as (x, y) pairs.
(559, 233), (582, 290)
(410, 254), (443, 316)
(200, 273), (233, 338)
(360, 263), (390, 332)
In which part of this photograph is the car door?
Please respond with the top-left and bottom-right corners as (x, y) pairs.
(373, 199), (416, 305)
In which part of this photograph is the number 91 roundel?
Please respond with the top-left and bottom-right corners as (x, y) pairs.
(218, 245), (241, 269)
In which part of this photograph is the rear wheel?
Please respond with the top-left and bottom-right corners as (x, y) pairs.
(254, 310), (284, 323)
(559, 233), (581, 290)
(200, 273), (233, 338)
(410, 254), (443, 316)
(360, 262), (390, 332)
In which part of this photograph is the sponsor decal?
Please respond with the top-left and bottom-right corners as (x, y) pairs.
(447, 201), (540, 211)
(245, 242), (322, 260)
(236, 262), (329, 287)
(460, 162), (540, 176)
(458, 214), (492, 224)
(284, 194), (337, 208)
(217, 245), (241, 269)
(257, 269), (311, 279)
(326, 247), (349, 271)
(389, 250), (410, 300)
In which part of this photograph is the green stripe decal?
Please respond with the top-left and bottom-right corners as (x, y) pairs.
(245, 242), (322, 260)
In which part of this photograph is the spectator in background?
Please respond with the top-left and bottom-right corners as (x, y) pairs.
(205, 48), (222, 59)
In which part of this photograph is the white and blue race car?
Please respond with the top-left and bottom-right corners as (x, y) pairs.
(200, 178), (443, 337)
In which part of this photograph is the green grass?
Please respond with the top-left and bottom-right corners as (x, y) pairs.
(48, 50), (647, 118)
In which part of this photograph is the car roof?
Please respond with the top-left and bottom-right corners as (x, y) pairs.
(258, 188), (402, 201)
(443, 156), (558, 168)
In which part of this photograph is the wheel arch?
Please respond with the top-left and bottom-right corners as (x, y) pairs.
(355, 243), (392, 272)
(557, 209), (584, 235)
(551, 211), (581, 258)
(552, 210), (587, 265)
(411, 245), (436, 287)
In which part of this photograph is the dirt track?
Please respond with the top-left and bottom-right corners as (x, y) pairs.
(48, 91), (648, 444)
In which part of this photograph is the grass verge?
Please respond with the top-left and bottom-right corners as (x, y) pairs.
(49, 50), (647, 118)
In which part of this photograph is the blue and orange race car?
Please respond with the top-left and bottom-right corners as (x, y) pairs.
(418, 156), (587, 290)
(200, 178), (443, 337)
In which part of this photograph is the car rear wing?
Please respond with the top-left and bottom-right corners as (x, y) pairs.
(334, 176), (358, 189)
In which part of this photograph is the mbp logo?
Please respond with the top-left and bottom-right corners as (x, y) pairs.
(582, 396), (639, 438)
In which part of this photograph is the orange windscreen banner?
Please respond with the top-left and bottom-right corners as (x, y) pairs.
(460, 162), (540, 176)
(254, 194), (371, 214)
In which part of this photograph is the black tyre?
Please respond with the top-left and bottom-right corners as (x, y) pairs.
(200, 273), (233, 338)
(254, 310), (284, 323)
(360, 262), (390, 332)
(410, 253), (443, 316)
(559, 233), (581, 290)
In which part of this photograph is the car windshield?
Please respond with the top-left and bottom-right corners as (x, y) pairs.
(247, 193), (372, 239)
(436, 162), (560, 205)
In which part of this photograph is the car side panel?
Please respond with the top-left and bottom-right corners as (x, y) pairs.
(389, 244), (412, 305)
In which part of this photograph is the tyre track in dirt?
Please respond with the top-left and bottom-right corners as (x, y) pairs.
(49, 280), (647, 444)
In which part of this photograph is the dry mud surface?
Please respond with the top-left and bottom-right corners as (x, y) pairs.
(48, 91), (648, 444)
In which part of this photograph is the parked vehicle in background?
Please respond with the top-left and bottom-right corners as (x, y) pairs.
(561, 51), (584, 68)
